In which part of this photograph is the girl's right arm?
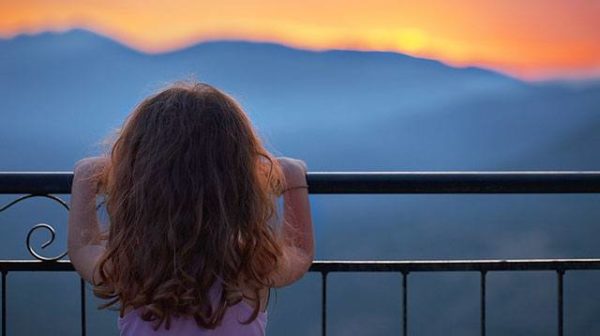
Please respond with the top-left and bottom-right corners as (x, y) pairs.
(269, 157), (314, 288)
(67, 156), (108, 284)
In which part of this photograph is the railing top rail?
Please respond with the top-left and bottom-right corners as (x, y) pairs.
(2, 259), (600, 273)
(309, 259), (600, 272)
(3, 171), (600, 194)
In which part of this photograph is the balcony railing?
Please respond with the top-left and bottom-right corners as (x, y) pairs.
(2, 171), (600, 336)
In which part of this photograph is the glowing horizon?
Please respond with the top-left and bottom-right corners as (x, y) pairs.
(2, 0), (599, 80)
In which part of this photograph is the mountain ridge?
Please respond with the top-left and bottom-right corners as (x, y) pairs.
(1, 28), (524, 83)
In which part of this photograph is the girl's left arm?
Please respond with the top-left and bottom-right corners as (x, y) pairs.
(67, 156), (108, 284)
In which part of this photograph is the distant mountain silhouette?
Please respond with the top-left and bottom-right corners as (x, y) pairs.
(3, 29), (599, 172)
(1, 29), (600, 335)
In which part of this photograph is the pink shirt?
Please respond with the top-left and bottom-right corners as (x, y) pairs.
(118, 282), (267, 336)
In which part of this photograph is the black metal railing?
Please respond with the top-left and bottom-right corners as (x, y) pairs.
(2, 171), (600, 336)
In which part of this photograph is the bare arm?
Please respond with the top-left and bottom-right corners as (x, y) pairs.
(67, 156), (108, 284)
(269, 157), (314, 288)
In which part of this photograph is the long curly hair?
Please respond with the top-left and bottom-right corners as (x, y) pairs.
(93, 82), (285, 330)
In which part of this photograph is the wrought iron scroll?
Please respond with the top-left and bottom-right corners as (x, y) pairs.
(0, 194), (69, 261)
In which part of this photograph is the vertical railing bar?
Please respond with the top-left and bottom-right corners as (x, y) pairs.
(557, 270), (564, 336)
(402, 271), (408, 336)
(80, 278), (86, 336)
(2, 271), (7, 336)
(481, 271), (487, 336)
(2, 271), (6, 336)
(321, 271), (328, 336)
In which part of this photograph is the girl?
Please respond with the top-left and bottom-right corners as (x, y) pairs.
(67, 82), (314, 335)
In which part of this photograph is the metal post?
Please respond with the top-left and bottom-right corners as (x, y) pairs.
(80, 278), (86, 336)
(402, 272), (408, 336)
(481, 271), (487, 336)
(321, 272), (328, 336)
(557, 271), (564, 336)
(2, 271), (6, 336)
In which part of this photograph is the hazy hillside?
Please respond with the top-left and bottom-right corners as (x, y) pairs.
(1, 29), (600, 335)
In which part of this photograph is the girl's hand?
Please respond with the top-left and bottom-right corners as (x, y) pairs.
(73, 156), (109, 192)
(74, 156), (108, 177)
(276, 157), (308, 188)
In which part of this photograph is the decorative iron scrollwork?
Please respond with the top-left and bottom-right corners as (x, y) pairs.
(0, 194), (69, 261)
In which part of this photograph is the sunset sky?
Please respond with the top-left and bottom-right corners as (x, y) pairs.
(1, 0), (599, 80)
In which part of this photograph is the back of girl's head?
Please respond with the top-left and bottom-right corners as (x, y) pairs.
(94, 81), (284, 329)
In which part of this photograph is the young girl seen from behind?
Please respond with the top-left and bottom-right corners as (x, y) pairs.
(67, 82), (314, 335)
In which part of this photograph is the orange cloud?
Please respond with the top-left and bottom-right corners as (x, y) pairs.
(1, 0), (599, 79)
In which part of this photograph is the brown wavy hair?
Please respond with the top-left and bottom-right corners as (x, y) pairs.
(93, 82), (285, 330)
